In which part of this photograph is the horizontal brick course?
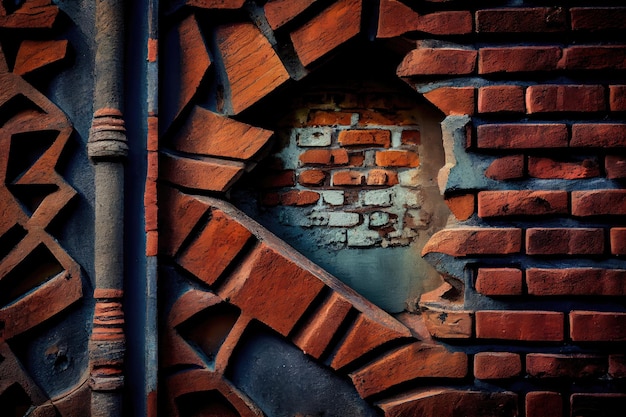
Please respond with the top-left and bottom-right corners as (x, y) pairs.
(422, 227), (522, 257)
(570, 7), (626, 31)
(299, 149), (349, 165)
(528, 156), (599, 179)
(571, 190), (626, 216)
(610, 228), (626, 255)
(526, 354), (607, 378)
(478, 85), (525, 113)
(477, 124), (568, 149)
(610, 85), (626, 111)
(478, 190), (568, 218)
(475, 268), (523, 296)
(606, 155), (626, 179)
(474, 352), (522, 379)
(526, 228), (605, 256)
(476, 311), (564, 341)
(570, 311), (626, 342)
(478, 46), (562, 74)
(485, 155), (525, 181)
(375, 150), (419, 167)
(570, 123), (626, 147)
(559, 45), (626, 71)
(526, 85), (605, 113)
(397, 47), (477, 76)
(527, 268), (626, 296)
(338, 129), (391, 147)
(526, 392), (562, 417)
(476, 8), (566, 33)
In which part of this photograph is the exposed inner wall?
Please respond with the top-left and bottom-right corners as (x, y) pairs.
(231, 54), (451, 313)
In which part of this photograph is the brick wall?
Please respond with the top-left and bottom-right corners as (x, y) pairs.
(158, 1), (626, 416)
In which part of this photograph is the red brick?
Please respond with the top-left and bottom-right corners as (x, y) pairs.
(526, 228), (605, 256)
(478, 46), (562, 74)
(220, 243), (325, 336)
(397, 46), (477, 76)
(570, 123), (626, 147)
(307, 110), (352, 126)
(610, 85), (626, 111)
(186, 0), (245, 8)
(290, 0), (361, 67)
(259, 170), (295, 188)
(476, 7), (567, 33)
(160, 153), (244, 193)
(571, 394), (626, 417)
(350, 342), (467, 397)
(606, 155), (626, 179)
(421, 308), (473, 339)
(474, 352), (522, 379)
(485, 155), (525, 180)
(299, 149), (349, 165)
(332, 170), (363, 186)
(0, 1), (59, 29)
(216, 22), (290, 114)
(159, 187), (210, 257)
(571, 8), (626, 31)
(611, 228), (626, 255)
(476, 311), (564, 341)
(177, 209), (253, 286)
(570, 311), (626, 342)
(478, 86), (526, 113)
(528, 156), (599, 179)
(13, 39), (68, 76)
(298, 169), (326, 186)
(423, 87), (475, 115)
(526, 392), (563, 417)
(559, 46), (626, 71)
(338, 129), (391, 147)
(475, 268), (523, 296)
(609, 355), (626, 378)
(264, 0), (315, 30)
(280, 190), (320, 206)
(422, 227), (522, 257)
(366, 169), (397, 186)
(526, 354), (607, 378)
(478, 190), (568, 217)
(292, 292), (352, 359)
(378, 389), (519, 417)
(357, 110), (404, 126)
(527, 268), (626, 296)
(401, 130), (421, 145)
(330, 313), (411, 370)
(477, 124), (568, 149)
(348, 153), (365, 167)
(375, 150), (419, 167)
(571, 190), (626, 216)
(378, 0), (471, 38)
(444, 194), (475, 221)
(527, 85), (605, 113)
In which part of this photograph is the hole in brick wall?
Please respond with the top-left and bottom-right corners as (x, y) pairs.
(0, 383), (32, 417)
(231, 44), (450, 313)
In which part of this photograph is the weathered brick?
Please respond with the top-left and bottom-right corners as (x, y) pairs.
(571, 7), (626, 31)
(160, 153), (244, 193)
(478, 190), (568, 217)
(474, 352), (522, 379)
(476, 311), (564, 341)
(527, 85), (605, 113)
(378, 389), (519, 417)
(216, 22), (290, 114)
(299, 149), (349, 165)
(526, 228), (605, 256)
(528, 156), (599, 179)
(338, 129), (391, 147)
(220, 243), (325, 336)
(13, 39), (68, 76)
(177, 209), (253, 286)
(611, 228), (626, 255)
(159, 187), (210, 257)
(330, 313), (411, 370)
(475, 268), (523, 296)
(559, 45), (626, 71)
(606, 155), (626, 179)
(570, 311), (626, 342)
(298, 169), (326, 186)
(292, 292), (352, 358)
(422, 227), (522, 257)
(280, 190), (320, 206)
(526, 354), (607, 378)
(610, 85), (626, 111)
(421, 308), (473, 339)
(366, 169), (398, 186)
(332, 170), (363, 186)
(477, 124), (568, 149)
(264, 0), (315, 30)
(423, 87), (475, 116)
(526, 392), (563, 417)
(444, 194), (475, 221)
(478, 85), (526, 113)
(527, 268), (626, 296)
(378, 0), (471, 38)
(478, 47), (562, 74)
(571, 190), (626, 216)
(401, 130), (421, 145)
(397, 46), (477, 76)
(307, 110), (352, 126)
(570, 393), (626, 417)
(571, 124), (626, 148)
(485, 155), (525, 180)
(609, 355), (626, 378)
(350, 342), (467, 397)
(375, 150), (419, 167)
(476, 7), (567, 33)
(290, 0), (361, 67)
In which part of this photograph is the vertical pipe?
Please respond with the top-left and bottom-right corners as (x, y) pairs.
(87, 0), (127, 416)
